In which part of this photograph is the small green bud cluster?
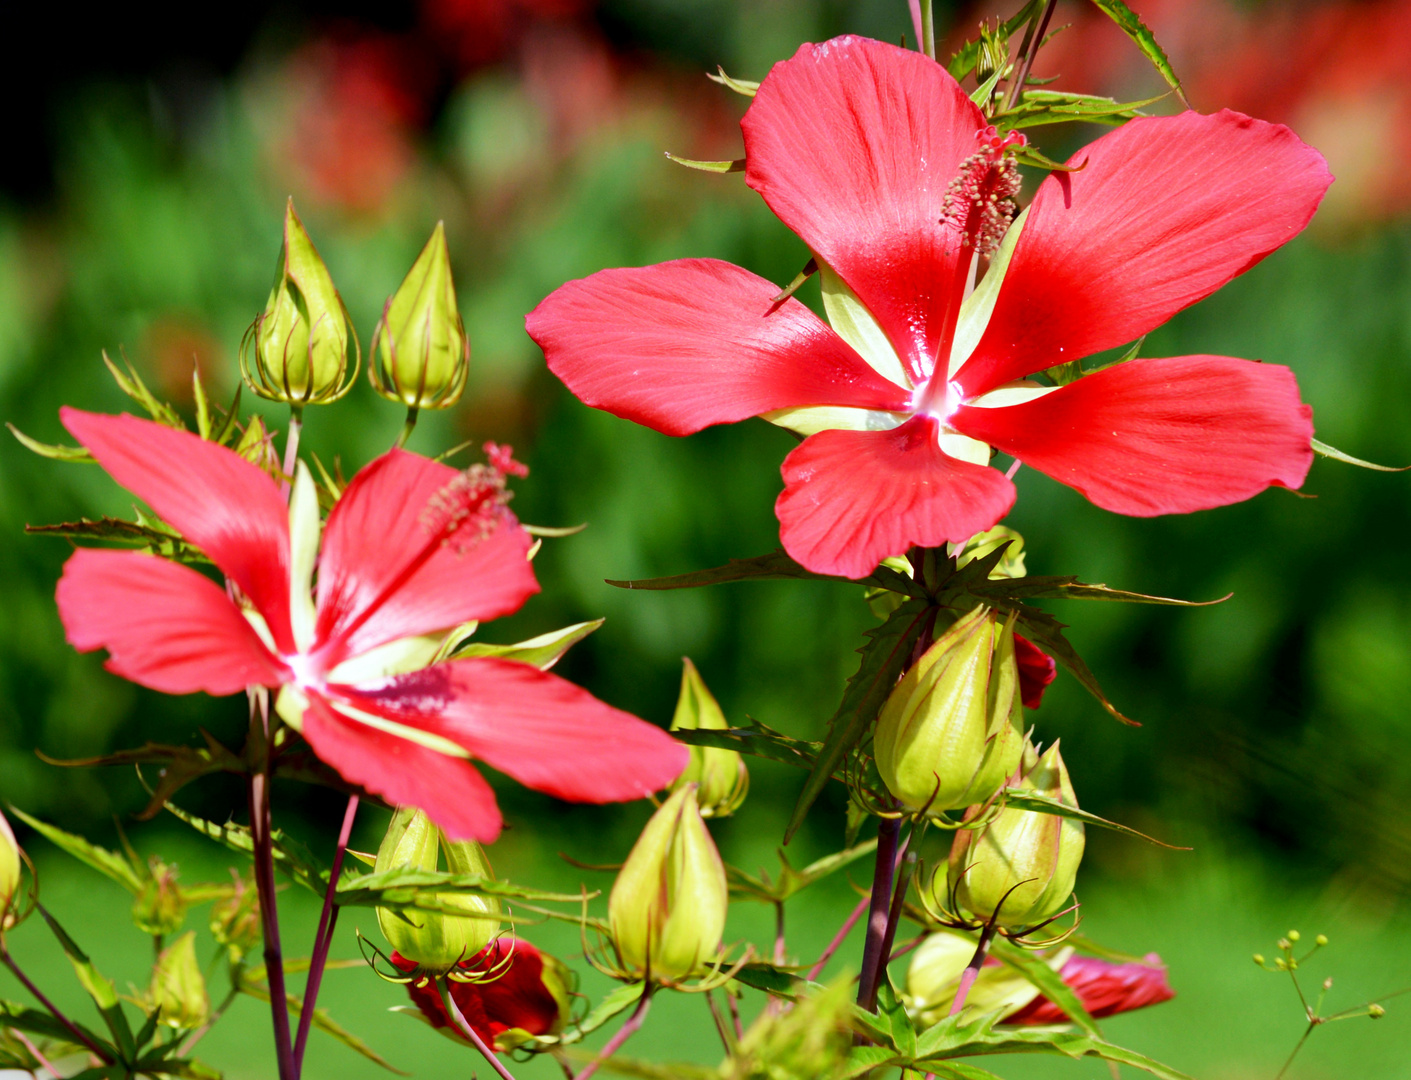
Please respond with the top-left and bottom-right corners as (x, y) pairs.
(132, 860), (188, 937)
(375, 807), (501, 975)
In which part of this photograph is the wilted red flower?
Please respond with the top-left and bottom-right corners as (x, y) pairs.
(54, 408), (686, 841)
(1005, 952), (1175, 1025)
(528, 36), (1330, 579)
(393, 938), (569, 1048)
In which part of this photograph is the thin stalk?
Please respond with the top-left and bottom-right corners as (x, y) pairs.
(726, 990), (744, 1042)
(1274, 1022), (1315, 1080)
(394, 406), (419, 450)
(856, 815), (902, 1012)
(773, 903), (786, 966)
(248, 767), (295, 1079)
(0, 946), (112, 1063)
(1003, 0), (1057, 112)
(575, 987), (653, 1080)
(439, 978), (519, 1080)
(948, 921), (1000, 1017)
(705, 991), (736, 1055)
(877, 833), (914, 965)
(293, 794), (360, 1074)
(920, 0), (935, 58)
(182, 983), (241, 1055)
(11, 1028), (58, 1076)
(888, 930), (927, 964)
(808, 894), (871, 981)
(281, 406), (304, 497)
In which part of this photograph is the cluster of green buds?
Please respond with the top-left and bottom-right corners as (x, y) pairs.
(242, 199), (359, 406)
(607, 784), (729, 982)
(945, 740), (1085, 933)
(210, 872), (261, 961)
(369, 222), (470, 411)
(872, 605), (1024, 814)
(132, 860), (188, 937)
(375, 807), (501, 975)
(668, 659), (748, 818)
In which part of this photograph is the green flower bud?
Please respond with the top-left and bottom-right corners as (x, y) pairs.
(132, 861), (188, 937)
(906, 930), (1062, 1025)
(947, 741), (1085, 930)
(210, 873), (261, 960)
(151, 931), (209, 1029)
(669, 659), (748, 818)
(242, 198), (358, 405)
(0, 808), (20, 921)
(608, 785), (728, 981)
(370, 223), (470, 410)
(375, 807), (501, 974)
(1369, 1003), (1386, 1019)
(873, 606), (1024, 813)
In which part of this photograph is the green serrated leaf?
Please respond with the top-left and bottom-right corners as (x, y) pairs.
(0, 999), (112, 1053)
(877, 973), (915, 1057)
(8, 808), (143, 893)
(1088, 0), (1185, 101)
(37, 735), (245, 820)
(727, 838), (877, 904)
(606, 548), (924, 597)
(665, 153), (745, 173)
(673, 720), (820, 774)
(24, 516), (205, 563)
(36, 906), (136, 1062)
(989, 938), (1100, 1038)
(448, 619), (603, 670)
(163, 803), (326, 894)
(786, 597), (932, 841)
(1311, 437), (1409, 472)
(101, 352), (185, 429)
(1013, 145), (1088, 172)
(7, 423), (95, 462)
(969, 574), (1225, 607)
(969, 65), (1004, 107)
(1010, 606), (1135, 725)
(1001, 790), (1189, 849)
(1000, 89), (1167, 129)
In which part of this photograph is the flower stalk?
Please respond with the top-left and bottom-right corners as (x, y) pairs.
(438, 977), (519, 1080)
(856, 814), (901, 1012)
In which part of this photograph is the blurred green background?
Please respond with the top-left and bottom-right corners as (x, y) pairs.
(1, 0), (1409, 1076)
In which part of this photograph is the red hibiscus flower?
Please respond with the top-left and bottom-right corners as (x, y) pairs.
(393, 939), (568, 1049)
(1005, 952), (1175, 1025)
(526, 35), (1331, 579)
(53, 408), (686, 841)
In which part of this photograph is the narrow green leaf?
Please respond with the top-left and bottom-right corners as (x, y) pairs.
(8, 808), (143, 893)
(664, 153), (746, 173)
(1010, 607), (1136, 726)
(706, 66), (757, 96)
(673, 721), (820, 773)
(969, 65), (1004, 107)
(449, 619), (603, 670)
(989, 938), (1100, 1038)
(7, 424), (94, 462)
(521, 522), (588, 537)
(1087, 0), (1186, 101)
(24, 516), (204, 563)
(1013, 145), (1087, 172)
(926, 1065), (1008, 1080)
(1311, 437), (1410, 472)
(0, 999), (111, 1052)
(1000, 89), (1167, 129)
(1002, 790), (1189, 849)
(163, 803), (326, 894)
(101, 352), (185, 429)
(727, 839), (877, 904)
(970, 574), (1226, 607)
(877, 973), (915, 1057)
(36, 906), (136, 1062)
(606, 548), (924, 597)
(36, 735), (245, 820)
(786, 597), (932, 841)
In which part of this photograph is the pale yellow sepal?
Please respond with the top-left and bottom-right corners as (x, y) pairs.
(288, 462), (320, 654)
(948, 207), (1029, 378)
(819, 260), (911, 389)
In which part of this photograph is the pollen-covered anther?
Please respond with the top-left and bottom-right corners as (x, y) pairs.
(421, 452), (521, 554)
(941, 127), (1028, 257)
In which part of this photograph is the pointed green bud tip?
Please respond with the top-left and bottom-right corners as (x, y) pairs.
(873, 606), (1024, 814)
(374, 807), (501, 975)
(152, 931), (210, 1029)
(1252, 954), (1265, 966)
(1369, 1003), (1386, 1019)
(669, 659), (748, 818)
(242, 198), (358, 405)
(0, 809), (20, 920)
(608, 785), (728, 981)
(132, 861), (188, 937)
(370, 222), (469, 410)
(945, 739), (1085, 931)
(1315, 934), (1328, 947)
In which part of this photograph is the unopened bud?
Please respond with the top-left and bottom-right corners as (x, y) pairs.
(1287, 930), (1301, 943)
(1369, 1003), (1386, 1019)
(947, 741), (1085, 930)
(132, 861), (187, 937)
(151, 931), (209, 1029)
(608, 785), (728, 981)
(906, 931), (1043, 1023)
(1323, 977), (1334, 991)
(242, 198), (357, 405)
(370, 223), (469, 410)
(669, 659), (748, 818)
(1253, 954), (1265, 966)
(0, 809), (20, 920)
(375, 807), (501, 975)
(875, 606), (1024, 813)
(1315, 934), (1328, 947)
(210, 873), (261, 959)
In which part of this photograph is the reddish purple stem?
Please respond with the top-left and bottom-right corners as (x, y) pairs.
(809, 894), (871, 981)
(575, 987), (653, 1080)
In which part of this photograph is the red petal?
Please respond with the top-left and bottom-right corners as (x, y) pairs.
(952, 357), (1314, 516)
(743, 37), (985, 382)
(300, 693), (504, 843)
(330, 659), (687, 817)
(526, 259), (909, 436)
(956, 110), (1332, 396)
(1014, 633), (1056, 710)
(61, 409), (296, 652)
(56, 549), (287, 695)
(398, 939), (561, 1045)
(314, 450), (538, 665)
(1006, 953), (1173, 1025)
(774, 417), (1016, 579)
(396, 954), (496, 1043)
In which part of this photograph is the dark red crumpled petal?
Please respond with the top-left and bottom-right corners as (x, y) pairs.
(393, 939), (562, 1047)
(1014, 633), (1057, 710)
(1006, 953), (1174, 1025)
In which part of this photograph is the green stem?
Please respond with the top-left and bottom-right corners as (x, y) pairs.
(920, 0), (935, 59)
(1274, 1021), (1315, 1080)
(0, 945), (113, 1063)
(395, 406), (419, 450)
(439, 978), (518, 1080)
